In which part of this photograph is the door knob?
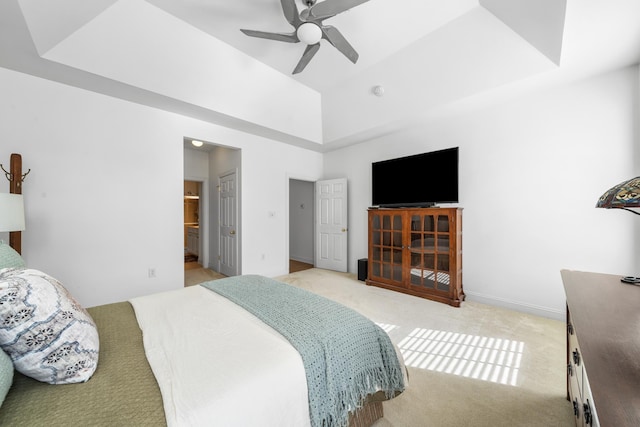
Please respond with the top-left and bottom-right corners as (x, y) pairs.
(230, 230), (236, 235)
(342, 228), (348, 232)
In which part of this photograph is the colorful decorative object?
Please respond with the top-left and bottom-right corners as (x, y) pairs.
(596, 176), (640, 284)
(596, 176), (640, 215)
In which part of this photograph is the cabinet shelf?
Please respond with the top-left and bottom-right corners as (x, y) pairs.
(367, 207), (463, 307)
(408, 247), (448, 254)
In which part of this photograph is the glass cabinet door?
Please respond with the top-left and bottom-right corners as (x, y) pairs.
(408, 213), (451, 293)
(370, 212), (403, 284)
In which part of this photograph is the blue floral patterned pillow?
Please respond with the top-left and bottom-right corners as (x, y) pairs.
(0, 268), (99, 384)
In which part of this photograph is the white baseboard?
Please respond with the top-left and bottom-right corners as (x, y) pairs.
(464, 291), (564, 321)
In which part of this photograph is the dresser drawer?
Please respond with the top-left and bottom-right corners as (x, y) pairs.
(567, 312), (584, 397)
(582, 370), (600, 427)
(568, 365), (583, 425)
(562, 270), (640, 426)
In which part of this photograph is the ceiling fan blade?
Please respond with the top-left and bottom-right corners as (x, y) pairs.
(321, 25), (359, 63)
(310, 0), (370, 20)
(240, 29), (299, 43)
(293, 43), (321, 74)
(280, 0), (301, 27)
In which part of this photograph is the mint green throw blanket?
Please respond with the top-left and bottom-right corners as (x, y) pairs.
(201, 275), (405, 427)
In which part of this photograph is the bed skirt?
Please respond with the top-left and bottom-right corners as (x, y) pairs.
(350, 400), (384, 427)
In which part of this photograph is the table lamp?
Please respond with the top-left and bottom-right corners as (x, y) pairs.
(0, 193), (25, 248)
(596, 176), (640, 284)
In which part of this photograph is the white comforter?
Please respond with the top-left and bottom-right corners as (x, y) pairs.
(130, 285), (311, 427)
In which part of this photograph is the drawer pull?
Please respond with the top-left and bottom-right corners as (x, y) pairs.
(572, 349), (581, 366)
(572, 398), (580, 418)
(583, 400), (593, 425)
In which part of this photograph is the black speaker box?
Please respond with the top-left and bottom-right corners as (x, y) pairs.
(357, 258), (368, 281)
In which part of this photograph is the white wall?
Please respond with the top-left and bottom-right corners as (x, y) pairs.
(241, 141), (323, 277)
(184, 147), (210, 179)
(4, 61), (635, 317)
(323, 65), (639, 319)
(289, 179), (314, 264)
(0, 67), (323, 307)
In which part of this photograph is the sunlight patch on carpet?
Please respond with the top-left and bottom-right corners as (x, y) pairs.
(398, 328), (523, 386)
(376, 323), (398, 333)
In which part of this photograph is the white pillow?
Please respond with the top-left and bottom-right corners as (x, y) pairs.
(0, 268), (99, 384)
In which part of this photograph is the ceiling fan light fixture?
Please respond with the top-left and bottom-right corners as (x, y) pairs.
(297, 22), (322, 45)
(241, 0), (369, 73)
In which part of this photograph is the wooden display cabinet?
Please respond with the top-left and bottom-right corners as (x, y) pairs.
(366, 207), (464, 307)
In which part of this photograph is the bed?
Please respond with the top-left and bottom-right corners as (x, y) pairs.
(0, 260), (406, 427)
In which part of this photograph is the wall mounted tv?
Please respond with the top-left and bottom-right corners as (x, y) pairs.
(371, 147), (459, 208)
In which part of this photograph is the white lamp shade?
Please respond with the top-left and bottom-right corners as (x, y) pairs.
(0, 193), (25, 232)
(297, 23), (322, 45)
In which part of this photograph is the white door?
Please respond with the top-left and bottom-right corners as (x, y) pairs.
(219, 171), (238, 276)
(315, 178), (348, 272)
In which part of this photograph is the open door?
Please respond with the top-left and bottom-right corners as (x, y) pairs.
(315, 178), (348, 272)
(219, 170), (238, 276)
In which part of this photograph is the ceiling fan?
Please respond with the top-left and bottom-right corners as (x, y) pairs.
(240, 0), (370, 74)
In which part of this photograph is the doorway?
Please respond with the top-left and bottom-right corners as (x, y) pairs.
(314, 178), (348, 272)
(288, 177), (349, 274)
(184, 180), (202, 268)
(289, 179), (314, 273)
(183, 139), (241, 278)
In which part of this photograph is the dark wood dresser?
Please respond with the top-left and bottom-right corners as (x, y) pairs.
(561, 270), (640, 426)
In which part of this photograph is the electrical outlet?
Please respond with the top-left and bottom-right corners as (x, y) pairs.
(148, 268), (156, 278)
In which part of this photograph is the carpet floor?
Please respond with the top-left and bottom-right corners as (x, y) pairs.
(276, 268), (574, 427)
(184, 266), (226, 286)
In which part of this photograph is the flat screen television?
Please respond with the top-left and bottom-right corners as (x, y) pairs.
(371, 147), (459, 207)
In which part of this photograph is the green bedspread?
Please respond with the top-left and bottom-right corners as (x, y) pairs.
(202, 275), (405, 427)
(0, 302), (166, 426)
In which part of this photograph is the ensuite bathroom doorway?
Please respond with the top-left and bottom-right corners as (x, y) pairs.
(184, 180), (201, 266)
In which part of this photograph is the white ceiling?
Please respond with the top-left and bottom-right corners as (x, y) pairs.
(145, 0), (482, 92)
(1, 0), (640, 151)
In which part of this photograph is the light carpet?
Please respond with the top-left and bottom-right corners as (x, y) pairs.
(188, 267), (574, 426)
(184, 267), (226, 286)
